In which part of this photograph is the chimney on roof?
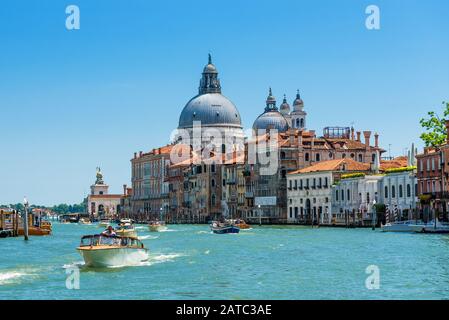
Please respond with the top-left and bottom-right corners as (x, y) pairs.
(351, 127), (355, 140)
(123, 184), (127, 196)
(445, 120), (449, 144)
(139, 151), (143, 157)
(356, 131), (361, 142)
(363, 131), (371, 149)
(374, 133), (379, 148)
(134, 152), (137, 159)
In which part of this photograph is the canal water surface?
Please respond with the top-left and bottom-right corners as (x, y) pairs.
(1, 223), (449, 299)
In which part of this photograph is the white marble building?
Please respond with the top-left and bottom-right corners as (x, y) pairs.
(287, 171), (334, 224)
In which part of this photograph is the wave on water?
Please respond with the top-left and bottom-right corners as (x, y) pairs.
(196, 231), (209, 234)
(135, 226), (147, 230)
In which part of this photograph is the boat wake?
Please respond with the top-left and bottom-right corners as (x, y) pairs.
(0, 269), (39, 285)
(138, 235), (159, 240)
(136, 253), (184, 267)
(62, 261), (85, 269)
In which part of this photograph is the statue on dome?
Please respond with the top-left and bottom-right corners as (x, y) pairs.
(95, 167), (104, 185)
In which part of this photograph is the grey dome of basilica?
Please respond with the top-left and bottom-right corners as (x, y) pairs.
(178, 55), (242, 129)
(252, 88), (289, 133)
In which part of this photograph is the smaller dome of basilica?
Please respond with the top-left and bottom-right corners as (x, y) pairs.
(252, 88), (289, 133)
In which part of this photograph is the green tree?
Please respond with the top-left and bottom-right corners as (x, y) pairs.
(420, 101), (449, 147)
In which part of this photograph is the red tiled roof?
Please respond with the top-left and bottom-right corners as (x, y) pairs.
(380, 156), (408, 170)
(289, 158), (370, 174)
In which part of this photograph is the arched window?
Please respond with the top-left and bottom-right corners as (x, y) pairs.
(211, 194), (216, 206)
(347, 189), (351, 201)
(221, 144), (226, 154)
(399, 185), (403, 198)
(358, 154), (363, 162)
(407, 184), (411, 197)
(316, 153), (320, 162)
(392, 185), (396, 198)
(300, 118), (304, 128)
(341, 190), (345, 201)
(211, 179), (215, 187)
(336, 190), (339, 201)
(342, 153), (346, 159)
(296, 119), (300, 127)
(385, 186), (388, 198)
(281, 151), (286, 159)
(305, 153), (310, 162)
(350, 153), (355, 159)
(366, 192), (370, 204)
(372, 153), (376, 162)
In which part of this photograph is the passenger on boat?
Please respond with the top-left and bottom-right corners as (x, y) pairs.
(101, 226), (116, 237)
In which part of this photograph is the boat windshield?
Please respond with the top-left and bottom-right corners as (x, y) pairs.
(80, 235), (144, 248)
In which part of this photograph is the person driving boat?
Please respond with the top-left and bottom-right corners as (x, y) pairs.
(101, 225), (116, 236)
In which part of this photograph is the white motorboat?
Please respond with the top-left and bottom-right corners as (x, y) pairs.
(116, 222), (138, 238)
(78, 218), (92, 225)
(77, 234), (149, 268)
(98, 219), (111, 228)
(381, 220), (425, 233)
(148, 221), (168, 232)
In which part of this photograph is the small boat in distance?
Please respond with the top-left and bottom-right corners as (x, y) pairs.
(227, 219), (251, 230)
(210, 221), (240, 234)
(78, 218), (92, 225)
(77, 234), (149, 268)
(116, 222), (137, 238)
(148, 220), (168, 232)
(381, 220), (425, 233)
(98, 218), (112, 228)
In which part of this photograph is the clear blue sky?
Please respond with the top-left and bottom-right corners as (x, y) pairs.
(1, 0), (448, 205)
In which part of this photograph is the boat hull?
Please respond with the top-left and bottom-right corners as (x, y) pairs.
(235, 223), (251, 230)
(77, 247), (149, 268)
(381, 223), (417, 233)
(18, 227), (51, 236)
(211, 226), (240, 234)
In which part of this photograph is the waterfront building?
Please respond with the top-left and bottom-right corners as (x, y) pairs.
(416, 147), (444, 220)
(287, 158), (372, 225)
(87, 168), (122, 219)
(331, 155), (416, 225)
(130, 145), (172, 221)
(119, 184), (133, 220)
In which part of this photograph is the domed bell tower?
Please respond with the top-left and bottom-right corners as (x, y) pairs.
(291, 90), (307, 130)
(199, 54), (222, 94)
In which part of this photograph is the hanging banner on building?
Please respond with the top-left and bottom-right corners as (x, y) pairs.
(255, 196), (277, 206)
